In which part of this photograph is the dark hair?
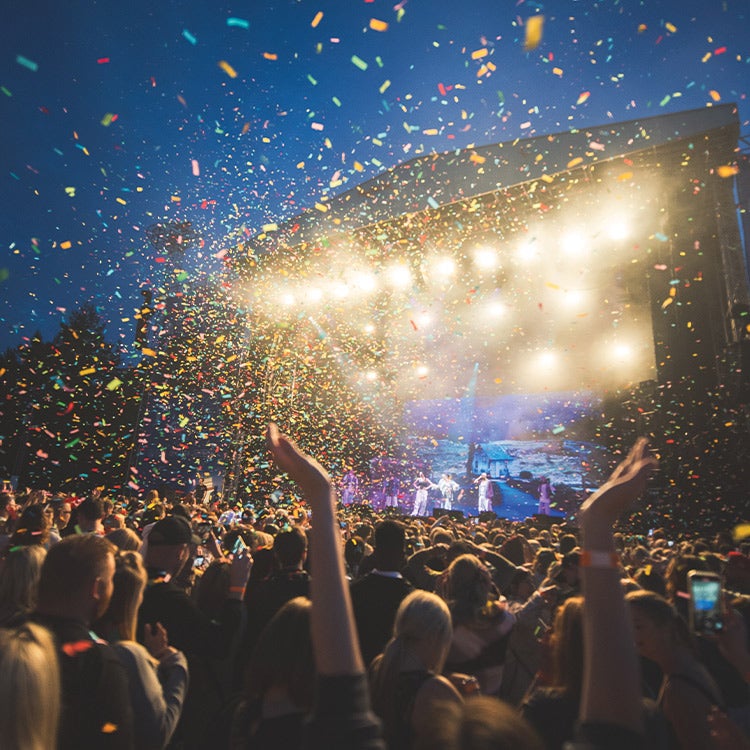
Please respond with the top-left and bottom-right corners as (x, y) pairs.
(273, 527), (308, 568)
(374, 520), (406, 570)
(77, 497), (104, 522)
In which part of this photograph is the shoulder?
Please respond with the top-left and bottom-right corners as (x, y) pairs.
(412, 675), (462, 727)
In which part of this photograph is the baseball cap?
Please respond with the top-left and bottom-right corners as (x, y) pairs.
(148, 515), (200, 546)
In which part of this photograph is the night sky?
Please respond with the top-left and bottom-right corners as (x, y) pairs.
(2, 0), (749, 353)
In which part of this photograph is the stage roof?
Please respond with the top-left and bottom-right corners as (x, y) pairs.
(241, 103), (739, 252)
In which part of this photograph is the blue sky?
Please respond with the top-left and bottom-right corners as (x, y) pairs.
(2, 0), (749, 351)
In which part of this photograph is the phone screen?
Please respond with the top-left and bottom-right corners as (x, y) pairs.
(689, 574), (723, 635)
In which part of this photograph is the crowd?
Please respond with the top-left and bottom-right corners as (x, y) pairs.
(1, 433), (750, 749)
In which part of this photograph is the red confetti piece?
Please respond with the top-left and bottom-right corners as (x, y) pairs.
(97, 57), (110, 64)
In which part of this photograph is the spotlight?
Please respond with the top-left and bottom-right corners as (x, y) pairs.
(515, 239), (538, 264)
(331, 281), (349, 299)
(561, 230), (588, 257)
(280, 292), (295, 307)
(613, 343), (632, 360)
(537, 350), (556, 367)
(487, 301), (506, 318)
(365, 370), (378, 382)
(607, 218), (629, 241)
(386, 264), (412, 289)
(304, 287), (323, 305)
(416, 365), (429, 378)
(434, 256), (457, 276)
(352, 272), (377, 293)
(473, 246), (498, 270)
(415, 312), (432, 328)
(363, 323), (376, 334)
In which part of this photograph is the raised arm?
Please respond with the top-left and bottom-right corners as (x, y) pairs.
(267, 423), (362, 675)
(577, 438), (657, 737)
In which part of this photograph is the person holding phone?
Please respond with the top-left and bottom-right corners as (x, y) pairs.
(627, 589), (724, 749)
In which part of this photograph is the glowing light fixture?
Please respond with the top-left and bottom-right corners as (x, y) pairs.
(561, 230), (587, 257)
(607, 217), (629, 241)
(474, 246), (497, 270)
(386, 263), (412, 289)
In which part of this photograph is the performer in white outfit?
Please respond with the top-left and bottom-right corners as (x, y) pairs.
(341, 469), (359, 506)
(437, 473), (462, 511)
(474, 473), (494, 513)
(411, 472), (434, 516)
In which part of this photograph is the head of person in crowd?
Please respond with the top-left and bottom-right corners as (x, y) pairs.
(665, 554), (708, 603)
(193, 560), (231, 620)
(8, 503), (50, 549)
(146, 489), (160, 506)
(548, 596), (585, 694)
(443, 554), (498, 626)
(725, 551), (750, 594)
(273, 526), (308, 571)
(370, 590), (455, 736)
(0, 545), (46, 626)
(499, 535), (527, 567)
(0, 622), (61, 750)
(75, 497), (104, 534)
(508, 568), (536, 604)
(143, 515), (198, 578)
(344, 536), (366, 578)
(242, 596), (314, 716)
(626, 589), (692, 665)
(373, 519), (407, 572)
(105, 527), (141, 552)
(141, 503), (165, 529)
(36, 534), (116, 626)
(557, 533), (578, 557)
(50, 497), (72, 532)
(95, 551), (146, 642)
(632, 565), (667, 597)
(533, 548), (558, 580)
(415, 695), (544, 750)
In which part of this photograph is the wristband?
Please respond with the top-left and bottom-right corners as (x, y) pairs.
(580, 549), (619, 568)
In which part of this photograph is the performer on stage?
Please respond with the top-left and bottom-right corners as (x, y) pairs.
(341, 469), (359, 506)
(411, 472), (434, 517)
(538, 476), (553, 515)
(474, 472), (494, 513)
(384, 475), (400, 509)
(437, 473), (462, 511)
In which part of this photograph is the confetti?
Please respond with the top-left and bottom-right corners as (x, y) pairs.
(15, 55), (38, 72)
(226, 17), (250, 29)
(311, 11), (323, 28)
(524, 15), (544, 52)
(218, 60), (237, 78)
(351, 55), (368, 71)
(369, 19), (388, 32)
(182, 30), (197, 45)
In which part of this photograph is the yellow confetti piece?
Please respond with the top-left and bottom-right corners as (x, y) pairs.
(314, 202), (328, 212)
(106, 378), (122, 391)
(617, 171), (634, 181)
(701, 52), (712, 63)
(661, 297), (673, 309)
(100, 112), (115, 127)
(60, 240), (72, 250)
(665, 22), (677, 33)
(717, 165), (738, 178)
(470, 152), (486, 164)
(370, 18), (388, 32)
(141, 348), (157, 357)
(116, 197), (126, 205)
(353, 161), (364, 171)
(218, 60), (237, 78)
(79, 367), (96, 376)
(170, 195), (181, 202)
(567, 156), (583, 168)
(471, 48), (488, 60)
(576, 91), (590, 105)
(262, 223), (278, 232)
(524, 15), (544, 52)
(101, 723), (118, 734)
(638, 23), (647, 33)
(541, 174), (554, 183)
(263, 52), (278, 61)
(709, 89), (721, 101)
(311, 11), (323, 28)
(552, 67), (563, 76)
(733, 524), (750, 541)
(379, 80), (390, 94)
(423, 128), (438, 136)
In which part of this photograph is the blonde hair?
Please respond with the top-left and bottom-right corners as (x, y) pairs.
(0, 623), (61, 750)
(370, 590), (453, 730)
(0, 545), (46, 624)
(97, 551), (147, 641)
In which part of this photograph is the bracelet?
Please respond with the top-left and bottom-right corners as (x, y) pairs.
(580, 549), (619, 568)
(228, 586), (246, 594)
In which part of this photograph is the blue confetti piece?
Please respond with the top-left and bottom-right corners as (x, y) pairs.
(182, 29), (197, 45)
(16, 55), (38, 72)
(427, 196), (439, 209)
(227, 17), (250, 29)
(654, 232), (668, 242)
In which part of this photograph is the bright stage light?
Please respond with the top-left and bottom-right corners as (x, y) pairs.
(331, 281), (349, 299)
(352, 271), (377, 293)
(304, 287), (323, 305)
(415, 312), (432, 328)
(613, 342), (633, 360)
(537, 350), (557, 367)
(365, 370), (378, 382)
(386, 264), (412, 289)
(434, 256), (457, 276)
(280, 292), (295, 307)
(515, 239), (538, 264)
(486, 301), (506, 318)
(416, 364), (429, 378)
(606, 217), (629, 241)
(363, 323), (375, 334)
(561, 230), (588, 257)
(473, 246), (498, 270)
(563, 289), (586, 308)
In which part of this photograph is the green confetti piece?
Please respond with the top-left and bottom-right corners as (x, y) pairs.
(351, 55), (368, 71)
(1, 86), (12, 97)
(307, 74), (317, 85)
(332, 96), (341, 106)
(106, 377), (123, 391)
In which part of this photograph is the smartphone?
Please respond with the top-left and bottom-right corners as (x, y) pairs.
(688, 570), (723, 636)
(193, 555), (205, 568)
(232, 535), (248, 555)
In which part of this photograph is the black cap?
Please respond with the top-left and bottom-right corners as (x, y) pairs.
(148, 515), (200, 546)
